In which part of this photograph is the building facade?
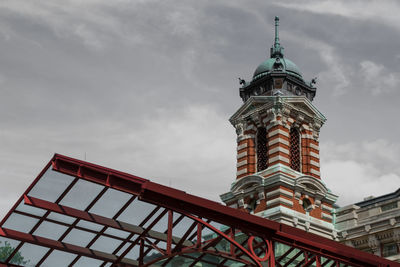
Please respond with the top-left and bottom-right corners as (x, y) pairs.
(220, 16), (400, 263)
(337, 189), (400, 262)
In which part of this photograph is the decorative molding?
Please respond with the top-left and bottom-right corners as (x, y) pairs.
(266, 197), (293, 207)
(237, 160), (248, 168)
(269, 155), (290, 164)
(237, 151), (248, 159)
(322, 213), (333, 221)
(269, 146), (290, 155)
(310, 168), (320, 176)
(322, 204), (332, 212)
(231, 175), (263, 193)
(237, 143), (248, 151)
(266, 188), (293, 199)
(268, 128), (289, 138)
(309, 142), (319, 151)
(310, 160), (320, 167)
(268, 137), (289, 147)
(237, 168), (248, 176)
(310, 151), (320, 159)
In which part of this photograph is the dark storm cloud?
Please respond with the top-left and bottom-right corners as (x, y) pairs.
(0, 0), (399, 216)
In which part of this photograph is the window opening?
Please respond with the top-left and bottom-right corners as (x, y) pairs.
(256, 127), (268, 171)
(381, 202), (398, 212)
(382, 243), (398, 257)
(302, 198), (313, 215)
(289, 127), (301, 172)
(247, 199), (257, 214)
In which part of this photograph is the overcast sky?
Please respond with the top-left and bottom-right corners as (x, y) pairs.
(0, 0), (400, 218)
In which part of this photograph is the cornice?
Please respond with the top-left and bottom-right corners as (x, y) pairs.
(229, 96), (326, 129)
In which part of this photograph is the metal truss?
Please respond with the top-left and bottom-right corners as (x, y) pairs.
(0, 154), (396, 266)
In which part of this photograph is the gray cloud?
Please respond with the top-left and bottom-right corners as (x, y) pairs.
(0, 0), (399, 217)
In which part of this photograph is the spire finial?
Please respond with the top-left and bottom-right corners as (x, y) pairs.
(274, 16), (280, 47)
(270, 16), (284, 58)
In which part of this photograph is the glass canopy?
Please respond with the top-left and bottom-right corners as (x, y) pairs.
(0, 154), (395, 267)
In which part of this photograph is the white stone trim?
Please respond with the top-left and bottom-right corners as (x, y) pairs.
(237, 151), (247, 159)
(321, 204), (332, 212)
(245, 124), (257, 131)
(309, 143), (319, 151)
(310, 160), (320, 167)
(267, 197), (293, 207)
(268, 129), (289, 138)
(269, 146), (290, 155)
(237, 160), (248, 168)
(237, 143), (248, 151)
(310, 168), (320, 176)
(268, 137), (289, 146)
(228, 203), (238, 209)
(301, 134), (314, 139)
(310, 151), (319, 159)
(322, 213), (333, 221)
(237, 168), (247, 176)
(269, 155), (290, 164)
(266, 188), (293, 199)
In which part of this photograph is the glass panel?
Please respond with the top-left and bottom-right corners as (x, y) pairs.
(40, 250), (76, 267)
(15, 202), (47, 217)
(73, 256), (104, 266)
(275, 242), (300, 265)
(27, 169), (75, 202)
(103, 227), (130, 239)
(172, 215), (197, 243)
(115, 241), (132, 257)
(89, 188), (132, 218)
(3, 213), (39, 233)
(12, 243), (49, 266)
(122, 244), (139, 260)
(142, 208), (165, 229)
(199, 254), (223, 266)
(59, 180), (104, 211)
(47, 212), (76, 225)
(33, 221), (69, 240)
(117, 199), (158, 226)
(143, 248), (164, 264)
(381, 202), (398, 212)
(62, 229), (96, 247)
(320, 257), (333, 266)
(76, 220), (103, 232)
(223, 260), (246, 266)
(0, 237), (21, 263)
(90, 236), (122, 254)
(147, 210), (169, 233)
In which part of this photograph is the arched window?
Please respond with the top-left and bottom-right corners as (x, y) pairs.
(256, 127), (268, 171)
(289, 127), (301, 172)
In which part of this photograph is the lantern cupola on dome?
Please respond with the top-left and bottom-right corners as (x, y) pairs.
(239, 16), (316, 102)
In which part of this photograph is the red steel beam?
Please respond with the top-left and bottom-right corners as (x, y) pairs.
(23, 195), (192, 248)
(9, 154), (396, 267)
(0, 227), (122, 265)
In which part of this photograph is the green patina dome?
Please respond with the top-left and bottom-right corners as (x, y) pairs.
(253, 57), (303, 80)
(252, 16), (303, 82)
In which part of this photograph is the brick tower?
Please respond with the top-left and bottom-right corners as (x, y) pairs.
(220, 17), (338, 239)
